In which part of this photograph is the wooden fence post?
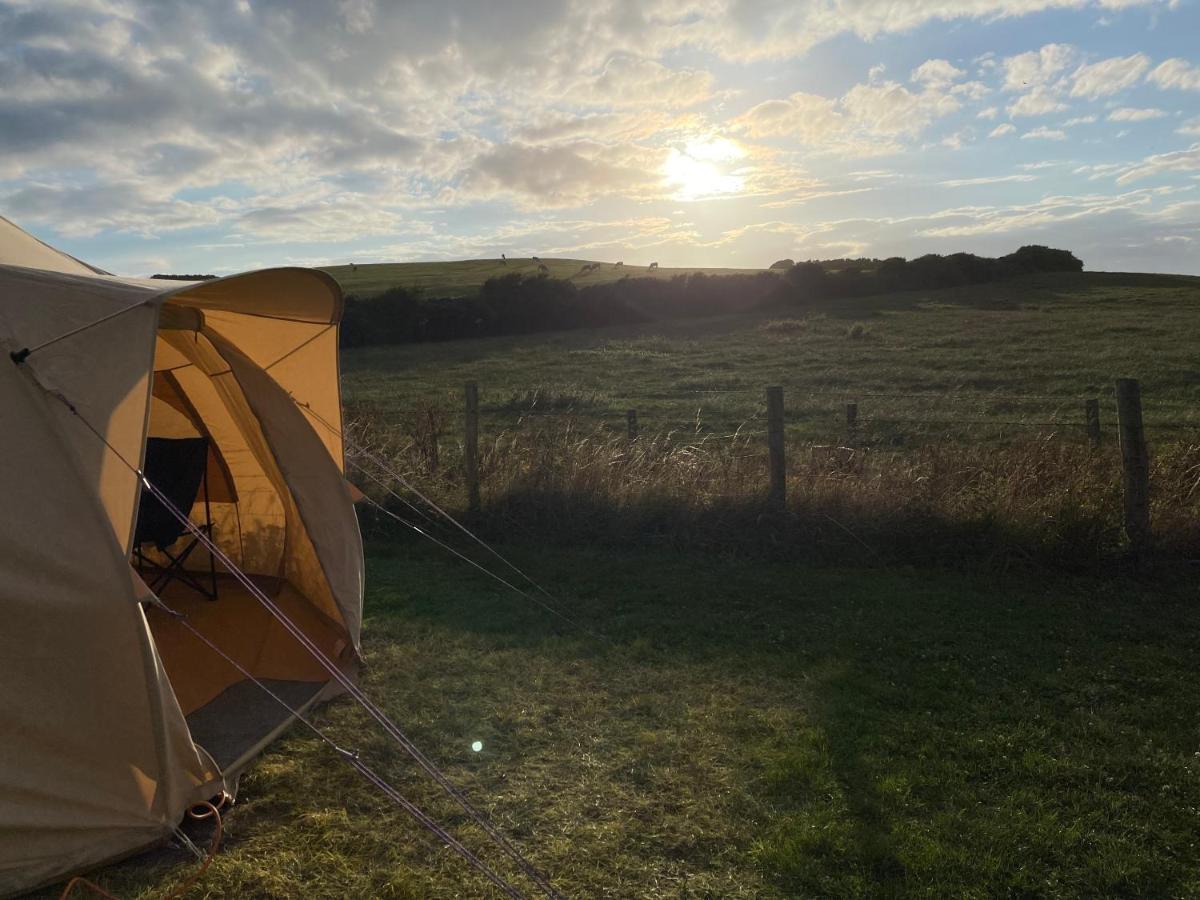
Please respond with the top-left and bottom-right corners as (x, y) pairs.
(464, 381), (480, 514)
(1085, 398), (1101, 448)
(627, 408), (639, 440)
(845, 402), (858, 431)
(766, 386), (786, 511)
(1115, 379), (1150, 561)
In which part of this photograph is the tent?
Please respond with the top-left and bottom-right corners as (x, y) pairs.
(0, 216), (364, 896)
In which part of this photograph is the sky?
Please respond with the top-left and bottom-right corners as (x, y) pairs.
(2, 0), (1200, 276)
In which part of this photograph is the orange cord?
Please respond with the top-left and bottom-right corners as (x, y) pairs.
(59, 801), (223, 900)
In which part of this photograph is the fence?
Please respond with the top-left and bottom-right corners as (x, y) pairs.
(439, 379), (1170, 562)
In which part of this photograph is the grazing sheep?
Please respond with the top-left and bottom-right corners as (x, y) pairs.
(649, 261), (658, 269)
(532, 256), (540, 262)
(614, 261), (623, 267)
(538, 264), (549, 274)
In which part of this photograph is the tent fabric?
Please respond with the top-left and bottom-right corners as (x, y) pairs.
(0, 218), (364, 896)
(0, 358), (219, 897)
(0, 215), (112, 276)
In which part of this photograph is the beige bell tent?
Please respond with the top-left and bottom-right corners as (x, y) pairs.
(0, 216), (364, 896)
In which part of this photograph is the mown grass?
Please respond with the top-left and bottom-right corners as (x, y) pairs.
(50, 541), (1200, 898)
(323, 258), (761, 299)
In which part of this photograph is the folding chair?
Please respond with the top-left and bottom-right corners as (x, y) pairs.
(133, 437), (219, 600)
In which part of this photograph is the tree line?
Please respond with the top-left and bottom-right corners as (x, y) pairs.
(339, 245), (1083, 348)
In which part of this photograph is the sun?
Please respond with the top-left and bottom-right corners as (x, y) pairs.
(662, 137), (746, 201)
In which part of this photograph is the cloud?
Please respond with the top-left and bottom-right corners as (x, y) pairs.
(1007, 87), (1068, 116)
(1063, 115), (1097, 126)
(459, 142), (661, 206)
(989, 123), (1017, 138)
(841, 79), (960, 137)
(1179, 117), (1200, 137)
(732, 92), (845, 141)
(1108, 107), (1167, 121)
(1002, 44), (1077, 90)
(731, 70), (962, 154)
(940, 174), (1036, 186)
(1116, 143), (1200, 184)
(1069, 52), (1152, 99)
(1146, 58), (1200, 91)
(1021, 127), (1067, 140)
(911, 59), (966, 86)
(570, 56), (716, 109)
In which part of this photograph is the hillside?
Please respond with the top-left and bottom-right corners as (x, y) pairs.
(321, 257), (766, 298)
(342, 270), (1200, 421)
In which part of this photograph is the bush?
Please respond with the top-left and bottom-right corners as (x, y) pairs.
(340, 245), (1085, 348)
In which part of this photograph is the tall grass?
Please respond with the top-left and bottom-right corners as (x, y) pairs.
(347, 401), (1200, 571)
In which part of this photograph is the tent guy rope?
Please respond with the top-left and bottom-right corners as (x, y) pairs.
(21, 374), (564, 900)
(296, 399), (604, 641)
(9, 297), (154, 364)
(149, 601), (527, 900)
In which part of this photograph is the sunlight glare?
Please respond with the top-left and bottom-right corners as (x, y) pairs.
(662, 137), (746, 201)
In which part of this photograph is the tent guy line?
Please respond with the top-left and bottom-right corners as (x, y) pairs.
(294, 398), (564, 605)
(149, 601), (527, 900)
(347, 456), (608, 643)
(20, 368), (565, 900)
(8, 295), (154, 364)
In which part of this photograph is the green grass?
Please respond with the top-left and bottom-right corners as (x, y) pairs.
(56, 540), (1200, 898)
(41, 269), (1200, 897)
(322, 257), (764, 298)
(341, 271), (1200, 444)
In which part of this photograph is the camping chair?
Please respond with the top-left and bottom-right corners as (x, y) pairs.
(133, 437), (219, 600)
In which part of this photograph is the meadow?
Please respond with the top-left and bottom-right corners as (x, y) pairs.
(340, 270), (1200, 439)
(46, 268), (1200, 899)
(322, 258), (761, 299)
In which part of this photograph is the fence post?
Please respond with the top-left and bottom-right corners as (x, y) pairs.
(766, 386), (786, 511)
(1085, 398), (1101, 448)
(1115, 379), (1150, 562)
(627, 408), (639, 440)
(464, 381), (480, 514)
(845, 402), (858, 431)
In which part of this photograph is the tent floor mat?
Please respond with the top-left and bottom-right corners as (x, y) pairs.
(185, 678), (325, 771)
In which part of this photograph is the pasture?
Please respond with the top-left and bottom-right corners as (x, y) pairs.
(52, 543), (1200, 898)
(341, 271), (1200, 440)
(46, 268), (1200, 898)
(323, 258), (764, 299)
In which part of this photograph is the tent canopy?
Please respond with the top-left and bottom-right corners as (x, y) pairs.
(0, 218), (364, 897)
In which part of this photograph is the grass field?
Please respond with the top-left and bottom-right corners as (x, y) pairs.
(342, 271), (1200, 442)
(44, 269), (1200, 898)
(322, 257), (764, 298)
(55, 541), (1200, 898)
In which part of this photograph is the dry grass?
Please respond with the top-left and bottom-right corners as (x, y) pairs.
(348, 405), (1200, 570)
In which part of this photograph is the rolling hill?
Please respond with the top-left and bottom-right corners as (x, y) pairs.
(321, 257), (767, 298)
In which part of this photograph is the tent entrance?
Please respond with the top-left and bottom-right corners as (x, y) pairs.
(140, 328), (354, 778)
(147, 574), (337, 774)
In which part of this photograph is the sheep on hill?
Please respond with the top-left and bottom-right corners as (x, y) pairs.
(649, 262), (658, 269)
